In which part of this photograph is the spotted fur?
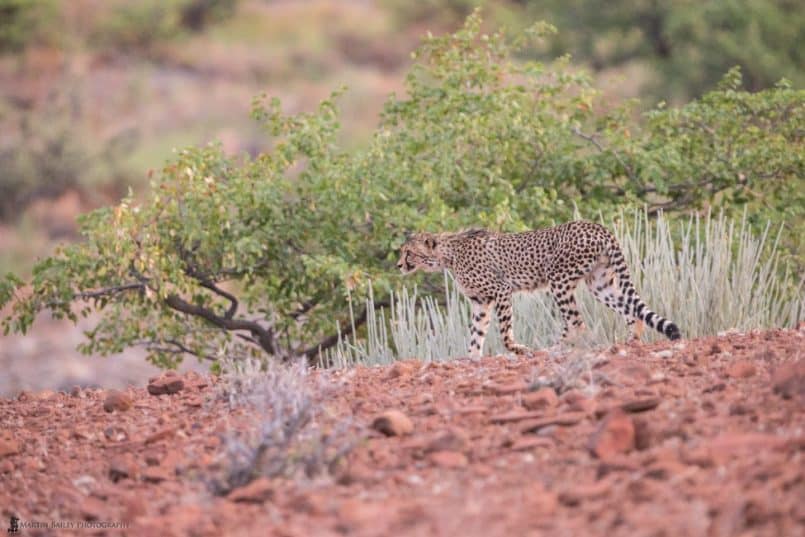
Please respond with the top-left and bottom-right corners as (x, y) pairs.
(397, 221), (681, 357)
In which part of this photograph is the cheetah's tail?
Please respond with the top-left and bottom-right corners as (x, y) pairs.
(628, 294), (681, 341)
(606, 241), (681, 341)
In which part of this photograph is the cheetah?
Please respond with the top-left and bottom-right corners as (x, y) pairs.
(397, 220), (681, 357)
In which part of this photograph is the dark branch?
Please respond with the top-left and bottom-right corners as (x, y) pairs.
(163, 293), (278, 356)
(571, 127), (636, 182)
(198, 280), (239, 319)
(75, 282), (145, 301)
(143, 339), (219, 362)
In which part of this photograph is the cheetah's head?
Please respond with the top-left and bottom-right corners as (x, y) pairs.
(397, 233), (445, 274)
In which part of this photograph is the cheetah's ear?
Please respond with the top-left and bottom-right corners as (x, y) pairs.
(424, 236), (437, 249)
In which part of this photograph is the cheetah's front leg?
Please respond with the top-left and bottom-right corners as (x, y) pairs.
(550, 279), (586, 341)
(494, 293), (532, 356)
(468, 298), (493, 359)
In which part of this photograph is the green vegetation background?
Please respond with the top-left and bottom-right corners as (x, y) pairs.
(1, 1), (802, 366)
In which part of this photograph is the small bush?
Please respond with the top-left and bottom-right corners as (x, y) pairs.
(206, 358), (353, 495)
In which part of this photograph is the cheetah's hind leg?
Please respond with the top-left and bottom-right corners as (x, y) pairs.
(626, 318), (645, 343)
(584, 263), (638, 341)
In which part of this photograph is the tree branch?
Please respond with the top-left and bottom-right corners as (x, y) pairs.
(198, 279), (239, 319)
(571, 127), (636, 182)
(163, 293), (278, 356)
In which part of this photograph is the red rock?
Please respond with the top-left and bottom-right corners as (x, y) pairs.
(142, 466), (172, 483)
(428, 450), (468, 468)
(227, 477), (274, 503)
(509, 437), (553, 451)
(387, 360), (420, 379)
(489, 410), (545, 424)
(589, 409), (635, 459)
(644, 458), (690, 480)
(145, 427), (176, 445)
(337, 499), (385, 530)
(771, 360), (805, 399)
(558, 477), (615, 505)
(183, 396), (203, 408)
(706, 433), (788, 455)
(336, 461), (377, 486)
(619, 397), (661, 413)
(121, 494), (147, 521)
(486, 381), (530, 395)
(522, 387), (558, 411)
(0, 438), (21, 458)
(560, 390), (597, 415)
(371, 410), (414, 437)
(0, 460), (14, 473)
(519, 412), (586, 434)
(425, 427), (469, 453)
(109, 455), (137, 482)
(147, 375), (185, 396)
(79, 496), (107, 521)
(727, 360), (757, 379)
(596, 397), (662, 418)
(454, 405), (487, 415)
(524, 483), (559, 515)
(104, 425), (129, 442)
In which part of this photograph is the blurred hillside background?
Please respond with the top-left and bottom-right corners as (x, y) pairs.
(0, 0), (802, 394)
(2, 0), (803, 276)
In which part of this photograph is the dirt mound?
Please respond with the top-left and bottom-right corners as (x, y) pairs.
(1, 328), (803, 536)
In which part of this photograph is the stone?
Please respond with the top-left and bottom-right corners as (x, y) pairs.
(109, 455), (137, 482)
(519, 412), (586, 434)
(147, 375), (185, 396)
(227, 477), (275, 503)
(560, 390), (597, 415)
(486, 381), (530, 395)
(79, 496), (107, 521)
(337, 499), (385, 530)
(371, 410), (414, 437)
(387, 360), (420, 379)
(558, 477), (615, 506)
(0, 438), (21, 458)
(589, 409), (635, 459)
(509, 437), (553, 451)
(771, 360), (805, 399)
(596, 397), (661, 418)
(489, 410), (545, 424)
(727, 360), (757, 379)
(145, 428), (176, 445)
(705, 433), (787, 457)
(522, 387), (558, 411)
(425, 427), (469, 453)
(121, 494), (147, 521)
(428, 450), (468, 468)
(524, 483), (559, 516)
(104, 425), (129, 442)
(142, 467), (172, 484)
(183, 396), (203, 408)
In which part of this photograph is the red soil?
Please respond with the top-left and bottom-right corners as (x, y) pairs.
(1, 328), (803, 537)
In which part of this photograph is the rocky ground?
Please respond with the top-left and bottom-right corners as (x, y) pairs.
(1, 327), (803, 537)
